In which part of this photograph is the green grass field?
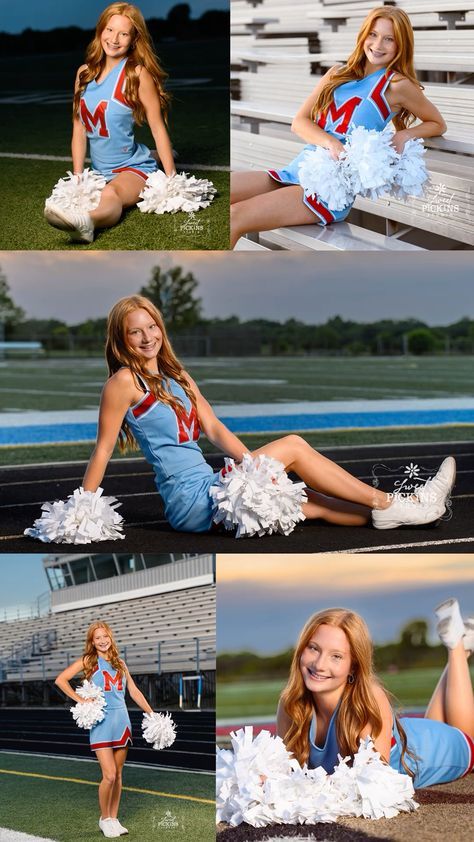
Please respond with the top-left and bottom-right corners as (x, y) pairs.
(0, 42), (229, 250)
(217, 668), (474, 718)
(2, 355), (473, 411)
(1, 356), (473, 465)
(0, 752), (214, 842)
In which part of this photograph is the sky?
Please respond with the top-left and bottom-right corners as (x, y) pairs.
(1, 251), (473, 326)
(217, 553), (474, 652)
(0, 555), (49, 613)
(0, 1), (227, 34)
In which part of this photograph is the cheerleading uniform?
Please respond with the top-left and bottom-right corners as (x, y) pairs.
(308, 707), (474, 788)
(267, 67), (397, 224)
(125, 373), (219, 533)
(89, 656), (132, 751)
(80, 57), (157, 182)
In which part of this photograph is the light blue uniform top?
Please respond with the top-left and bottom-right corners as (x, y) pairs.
(308, 706), (474, 788)
(268, 67), (397, 224)
(124, 373), (218, 533)
(80, 57), (157, 181)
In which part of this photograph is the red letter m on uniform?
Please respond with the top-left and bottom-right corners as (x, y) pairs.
(80, 100), (109, 137)
(317, 96), (362, 135)
(176, 406), (200, 443)
(103, 670), (123, 692)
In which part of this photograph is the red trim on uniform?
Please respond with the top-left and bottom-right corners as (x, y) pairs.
(132, 392), (157, 418)
(112, 63), (130, 107)
(460, 730), (474, 776)
(111, 166), (149, 181)
(369, 71), (391, 121)
(267, 169), (283, 182)
(91, 726), (132, 751)
(305, 193), (335, 225)
(390, 735), (396, 748)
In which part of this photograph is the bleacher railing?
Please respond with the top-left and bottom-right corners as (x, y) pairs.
(0, 635), (216, 683)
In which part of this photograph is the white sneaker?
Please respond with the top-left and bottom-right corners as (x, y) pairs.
(435, 598), (465, 649)
(99, 817), (121, 838)
(44, 203), (94, 243)
(417, 457), (456, 506)
(463, 617), (474, 653)
(372, 493), (445, 530)
(112, 819), (129, 836)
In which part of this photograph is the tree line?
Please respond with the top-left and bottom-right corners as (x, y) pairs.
(1, 265), (473, 355)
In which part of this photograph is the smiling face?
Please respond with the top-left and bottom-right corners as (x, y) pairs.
(363, 17), (397, 71)
(124, 307), (163, 367)
(300, 624), (353, 698)
(100, 14), (134, 60)
(92, 626), (112, 656)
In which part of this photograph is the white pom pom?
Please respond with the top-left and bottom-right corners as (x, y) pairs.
(137, 171), (216, 214)
(390, 137), (429, 199)
(71, 680), (106, 729)
(216, 728), (418, 828)
(345, 126), (399, 200)
(298, 147), (353, 211)
(141, 711), (177, 750)
(45, 169), (106, 212)
(210, 453), (307, 538)
(24, 487), (124, 544)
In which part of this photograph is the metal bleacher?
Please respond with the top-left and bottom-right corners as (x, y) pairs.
(0, 584), (216, 683)
(231, 0), (474, 250)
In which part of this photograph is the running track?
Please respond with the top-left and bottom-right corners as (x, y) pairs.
(1, 442), (472, 553)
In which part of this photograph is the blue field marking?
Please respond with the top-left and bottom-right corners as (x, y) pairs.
(1, 407), (474, 446)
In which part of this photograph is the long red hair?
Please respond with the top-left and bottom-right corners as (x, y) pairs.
(73, 3), (170, 124)
(311, 7), (421, 131)
(280, 608), (415, 776)
(82, 621), (124, 680)
(105, 295), (197, 453)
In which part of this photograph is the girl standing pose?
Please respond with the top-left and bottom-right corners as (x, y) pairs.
(231, 7), (447, 247)
(55, 621), (153, 838)
(77, 294), (454, 534)
(45, 3), (175, 243)
(277, 603), (474, 787)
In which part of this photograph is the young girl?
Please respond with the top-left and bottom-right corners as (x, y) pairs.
(44, 3), (175, 243)
(55, 621), (153, 838)
(277, 603), (474, 788)
(79, 294), (454, 534)
(230, 7), (447, 248)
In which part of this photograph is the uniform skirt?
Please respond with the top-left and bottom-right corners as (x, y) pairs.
(391, 716), (474, 788)
(267, 144), (353, 226)
(90, 704), (133, 751)
(159, 463), (220, 533)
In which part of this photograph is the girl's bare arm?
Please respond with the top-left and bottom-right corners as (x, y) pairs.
(137, 66), (175, 176)
(54, 657), (86, 704)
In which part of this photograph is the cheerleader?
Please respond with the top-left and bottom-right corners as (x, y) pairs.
(71, 294), (454, 534)
(55, 621), (153, 838)
(277, 602), (474, 788)
(230, 6), (446, 248)
(44, 3), (175, 243)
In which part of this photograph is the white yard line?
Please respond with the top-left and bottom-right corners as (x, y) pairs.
(326, 537), (474, 553)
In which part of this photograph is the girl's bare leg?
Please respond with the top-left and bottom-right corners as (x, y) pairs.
(231, 183), (316, 248)
(253, 435), (389, 510)
(110, 747), (128, 819)
(425, 643), (474, 734)
(230, 171), (281, 204)
(95, 748), (117, 817)
(304, 488), (370, 526)
(90, 172), (144, 229)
